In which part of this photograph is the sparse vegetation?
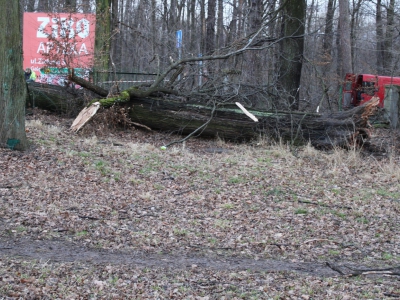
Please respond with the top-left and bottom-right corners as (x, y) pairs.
(1, 112), (399, 298)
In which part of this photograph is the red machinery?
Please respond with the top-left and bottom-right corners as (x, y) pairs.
(342, 73), (400, 108)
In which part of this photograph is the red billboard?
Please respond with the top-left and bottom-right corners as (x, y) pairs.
(23, 12), (96, 83)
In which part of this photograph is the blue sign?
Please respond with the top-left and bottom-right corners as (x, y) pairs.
(176, 30), (182, 48)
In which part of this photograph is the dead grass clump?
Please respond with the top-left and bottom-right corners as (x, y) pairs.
(26, 119), (45, 129)
(375, 155), (400, 180)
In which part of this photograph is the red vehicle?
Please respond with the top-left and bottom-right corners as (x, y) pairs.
(342, 73), (400, 108)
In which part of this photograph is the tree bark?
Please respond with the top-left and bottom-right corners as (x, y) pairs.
(124, 96), (378, 148)
(383, 0), (395, 75)
(94, 0), (112, 84)
(376, 0), (384, 74)
(322, 0), (335, 55)
(26, 81), (379, 149)
(27, 82), (87, 116)
(205, 0), (216, 55)
(338, 0), (352, 78)
(278, 0), (306, 110)
(0, 0), (28, 150)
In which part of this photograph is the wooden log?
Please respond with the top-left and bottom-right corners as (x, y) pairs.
(26, 81), (379, 148)
(26, 82), (86, 115)
(126, 96), (379, 147)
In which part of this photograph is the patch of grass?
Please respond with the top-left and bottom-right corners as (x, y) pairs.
(108, 276), (119, 285)
(173, 228), (188, 236)
(153, 183), (164, 190)
(377, 188), (400, 198)
(382, 252), (393, 260)
(78, 151), (91, 158)
(222, 203), (235, 209)
(215, 219), (230, 229)
(15, 226), (27, 232)
(95, 160), (110, 176)
(229, 176), (243, 184)
(224, 157), (239, 165)
(208, 237), (217, 244)
(334, 211), (347, 219)
(112, 171), (121, 181)
(356, 216), (368, 224)
(328, 250), (340, 256)
(266, 188), (284, 197)
(294, 208), (308, 215)
(129, 177), (143, 185)
(257, 157), (272, 164)
(76, 230), (88, 237)
(139, 166), (153, 175)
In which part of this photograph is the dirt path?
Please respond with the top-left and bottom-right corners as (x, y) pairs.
(0, 236), (338, 277)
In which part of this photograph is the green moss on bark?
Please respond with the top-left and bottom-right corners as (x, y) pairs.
(90, 91), (131, 107)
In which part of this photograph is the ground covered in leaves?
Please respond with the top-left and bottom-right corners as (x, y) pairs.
(0, 109), (400, 299)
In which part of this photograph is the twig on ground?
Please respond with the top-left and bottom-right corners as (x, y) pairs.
(298, 199), (352, 210)
(326, 262), (400, 277)
(302, 238), (341, 246)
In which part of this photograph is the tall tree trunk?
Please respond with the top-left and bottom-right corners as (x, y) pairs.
(322, 0), (335, 55)
(383, 0), (395, 75)
(94, 0), (112, 84)
(200, 0), (206, 54)
(306, 0), (315, 34)
(376, 0), (384, 74)
(189, 0), (196, 52)
(170, 0), (177, 31)
(111, 0), (121, 71)
(278, 0), (306, 110)
(246, 0), (263, 81)
(205, 0), (216, 55)
(216, 0), (224, 50)
(227, 0), (237, 44)
(151, 0), (157, 55)
(0, 0), (28, 150)
(237, 0), (244, 36)
(350, 0), (362, 72)
(337, 0), (352, 78)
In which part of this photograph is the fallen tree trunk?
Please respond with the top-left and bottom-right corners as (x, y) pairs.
(124, 96), (378, 148)
(26, 82), (87, 116)
(26, 82), (379, 148)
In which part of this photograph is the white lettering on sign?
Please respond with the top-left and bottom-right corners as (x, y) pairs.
(76, 19), (90, 38)
(37, 42), (48, 53)
(36, 17), (90, 39)
(37, 17), (50, 38)
(36, 41), (88, 55)
(79, 43), (88, 54)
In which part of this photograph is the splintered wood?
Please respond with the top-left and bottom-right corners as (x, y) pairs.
(70, 102), (100, 132)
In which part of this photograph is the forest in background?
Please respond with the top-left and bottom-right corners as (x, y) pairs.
(22, 0), (400, 113)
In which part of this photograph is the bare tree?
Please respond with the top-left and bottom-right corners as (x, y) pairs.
(206, 0), (217, 55)
(322, 0), (335, 56)
(350, 0), (362, 72)
(0, 0), (28, 150)
(337, 0), (352, 78)
(376, 0), (384, 74)
(383, 0), (395, 75)
(94, 0), (112, 83)
(278, 0), (306, 110)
